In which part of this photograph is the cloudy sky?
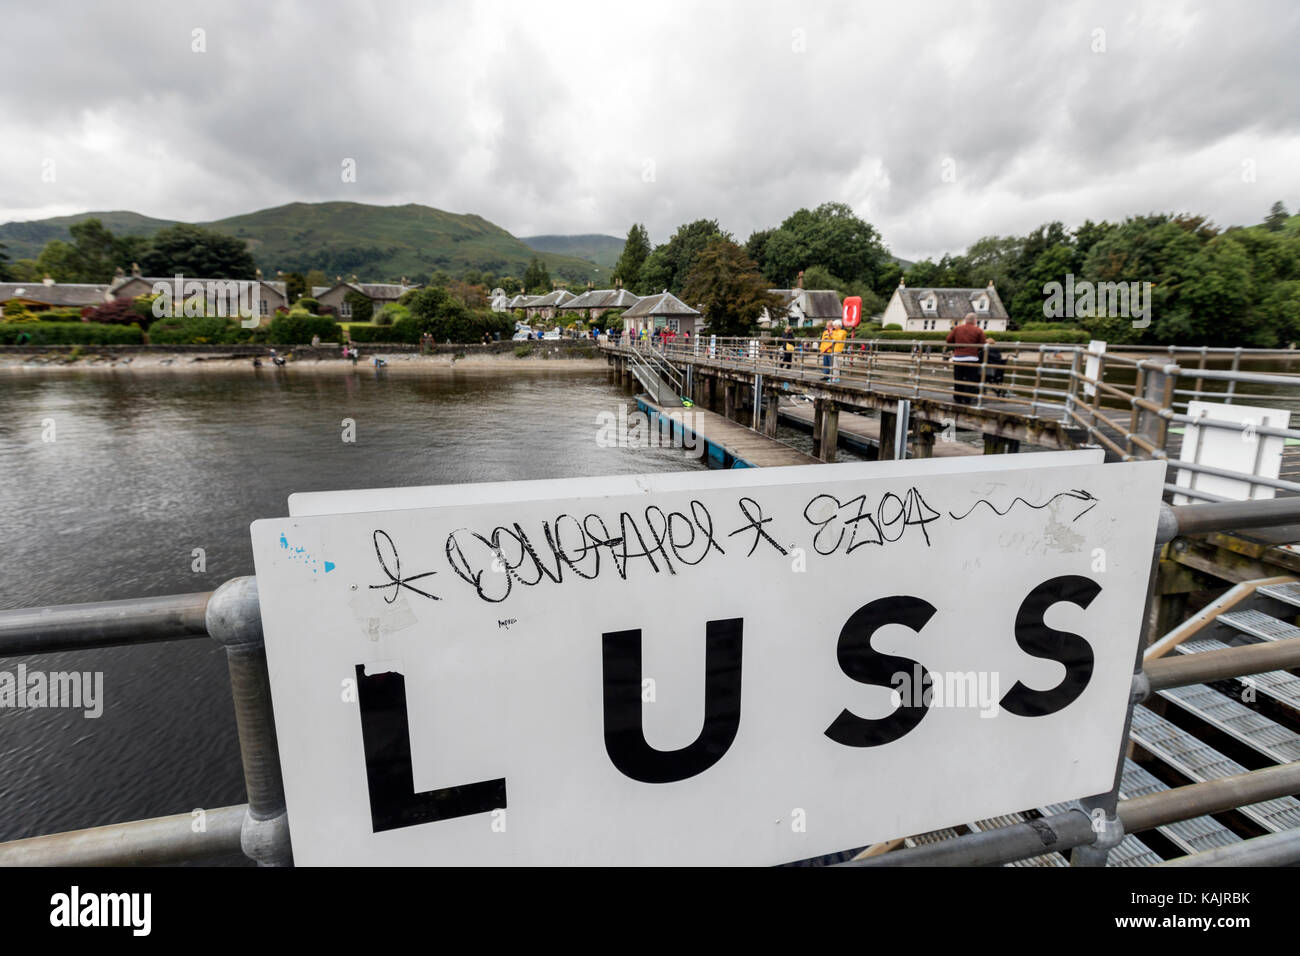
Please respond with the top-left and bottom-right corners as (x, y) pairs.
(2, 0), (1297, 261)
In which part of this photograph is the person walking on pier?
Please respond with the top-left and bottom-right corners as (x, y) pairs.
(780, 326), (794, 368)
(819, 324), (834, 380)
(946, 313), (986, 406)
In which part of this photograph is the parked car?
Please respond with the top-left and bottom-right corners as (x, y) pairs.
(511, 330), (532, 341)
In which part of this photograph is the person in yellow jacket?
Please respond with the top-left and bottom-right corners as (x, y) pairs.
(827, 321), (848, 382)
(819, 325), (834, 380)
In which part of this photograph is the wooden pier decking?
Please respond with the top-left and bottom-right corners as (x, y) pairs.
(637, 397), (818, 467)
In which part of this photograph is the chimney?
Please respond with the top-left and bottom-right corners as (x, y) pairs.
(796, 270), (804, 290)
(614, 277), (622, 290)
(131, 262), (141, 278)
(255, 268), (263, 280)
(400, 276), (407, 286)
(899, 276), (906, 288)
(42, 274), (54, 286)
(987, 279), (995, 289)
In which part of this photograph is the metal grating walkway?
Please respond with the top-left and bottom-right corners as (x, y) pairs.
(1128, 706), (1300, 832)
(1217, 609), (1300, 642)
(1159, 683), (1300, 763)
(968, 814), (1069, 867)
(1119, 759), (1242, 855)
(1173, 638), (1300, 712)
(1256, 581), (1300, 609)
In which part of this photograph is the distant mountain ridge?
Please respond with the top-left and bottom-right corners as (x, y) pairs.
(521, 234), (625, 270)
(0, 202), (610, 284)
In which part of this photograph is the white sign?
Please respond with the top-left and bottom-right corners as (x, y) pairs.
(252, 458), (1164, 866)
(287, 450), (1105, 517)
(1174, 400), (1290, 504)
(1083, 340), (1106, 400)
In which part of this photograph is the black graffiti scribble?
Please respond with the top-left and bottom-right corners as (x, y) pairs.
(948, 489), (1099, 523)
(369, 530), (440, 603)
(727, 497), (789, 557)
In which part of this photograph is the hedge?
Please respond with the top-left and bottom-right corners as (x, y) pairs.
(345, 324), (412, 344)
(0, 323), (144, 345)
(267, 313), (342, 345)
(147, 316), (257, 345)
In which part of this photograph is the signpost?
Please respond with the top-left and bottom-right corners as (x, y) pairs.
(253, 457), (1164, 865)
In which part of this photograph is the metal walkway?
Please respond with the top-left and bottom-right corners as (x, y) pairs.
(1128, 706), (1300, 833)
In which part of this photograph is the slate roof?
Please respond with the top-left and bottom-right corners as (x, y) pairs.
(0, 282), (111, 307)
(559, 288), (642, 310)
(803, 290), (843, 319)
(896, 285), (1008, 320)
(524, 289), (576, 308)
(506, 294), (531, 309)
(622, 290), (701, 318)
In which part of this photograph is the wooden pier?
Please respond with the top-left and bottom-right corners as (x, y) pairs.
(636, 397), (817, 467)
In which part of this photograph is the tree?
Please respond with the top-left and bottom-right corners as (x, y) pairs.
(523, 257), (551, 294)
(0, 241), (9, 282)
(637, 219), (730, 295)
(681, 239), (782, 336)
(283, 272), (307, 302)
(140, 224), (257, 278)
(611, 224), (650, 291)
(305, 269), (328, 293)
(1264, 201), (1292, 233)
(759, 202), (890, 292)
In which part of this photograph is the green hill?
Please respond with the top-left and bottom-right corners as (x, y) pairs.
(207, 202), (607, 284)
(0, 202), (608, 284)
(521, 234), (625, 270)
(0, 210), (179, 260)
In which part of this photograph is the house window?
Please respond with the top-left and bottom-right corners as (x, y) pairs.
(259, 299), (269, 316)
(920, 295), (937, 312)
(341, 300), (352, 318)
(974, 296), (988, 311)
(667, 319), (679, 332)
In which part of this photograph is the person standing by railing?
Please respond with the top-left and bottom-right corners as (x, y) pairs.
(819, 324), (834, 381)
(830, 320), (848, 383)
(780, 326), (794, 368)
(945, 312), (986, 406)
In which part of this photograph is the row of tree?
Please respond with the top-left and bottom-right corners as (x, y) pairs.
(6, 200), (1299, 346)
(603, 200), (1300, 345)
(0, 221), (257, 284)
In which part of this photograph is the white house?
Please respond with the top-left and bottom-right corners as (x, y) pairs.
(758, 288), (843, 328)
(881, 280), (1010, 333)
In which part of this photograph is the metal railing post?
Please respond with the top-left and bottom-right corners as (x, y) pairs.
(1069, 504), (1176, 866)
(205, 576), (293, 867)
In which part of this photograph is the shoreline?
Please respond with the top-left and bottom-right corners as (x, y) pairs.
(0, 350), (607, 374)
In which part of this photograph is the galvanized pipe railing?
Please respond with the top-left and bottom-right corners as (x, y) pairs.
(0, 575), (291, 867)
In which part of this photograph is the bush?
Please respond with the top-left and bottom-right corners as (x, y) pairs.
(35, 308), (86, 322)
(514, 344), (533, 358)
(0, 322), (144, 345)
(374, 303), (407, 327)
(883, 323), (902, 331)
(147, 316), (252, 345)
(297, 297), (319, 313)
(2, 301), (34, 322)
(267, 312), (341, 345)
(86, 297), (144, 327)
(863, 329), (1091, 344)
